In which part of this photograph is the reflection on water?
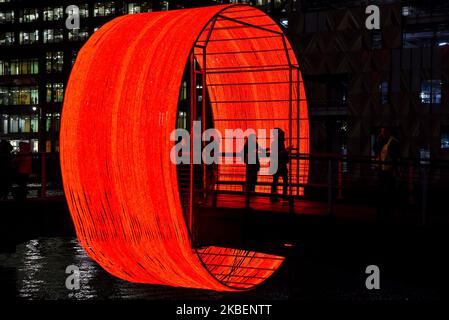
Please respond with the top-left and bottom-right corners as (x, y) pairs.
(18, 239), (46, 299)
(8, 237), (288, 300)
(2, 237), (439, 300)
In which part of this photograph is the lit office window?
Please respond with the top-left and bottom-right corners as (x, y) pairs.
(46, 52), (64, 73)
(420, 80), (442, 104)
(17, 115), (38, 133)
(0, 87), (6, 106)
(1, 115), (7, 134)
(402, 6), (415, 16)
(66, 4), (89, 18)
(53, 113), (61, 132)
(441, 127), (449, 150)
(180, 81), (187, 100)
(255, 0), (270, 5)
(71, 51), (78, 66)
(44, 113), (61, 133)
(0, 10), (14, 24)
(31, 139), (39, 153)
(3, 115), (38, 133)
(43, 29), (63, 43)
(0, 32), (14, 45)
(0, 0), (11, 3)
(46, 84), (51, 103)
(45, 113), (51, 132)
(43, 29), (53, 43)
(94, 2), (116, 17)
(9, 116), (19, 133)
(402, 31), (449, 48)
(279, 18), (288, 28)
(419, 147), (431, 165)
(79, 4), (89, 17)
(0, 86), (39, 105)
(19, 9), (39, 23)
(31, 116), (39, 133)
(46, 83), (64, 103)
(161, 1), (169, 11)
(68, 28), (89, 41)
(126, 2), (152, 14)
(46, 52), (51, 73)
(0, 58), (39, 75)
(19, 30), (39, 44)
(43, 7), (64, 21)
(379, 81), (389, 105)
(177, 111), (187, 129)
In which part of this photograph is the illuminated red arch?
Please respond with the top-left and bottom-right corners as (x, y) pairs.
(60, 4), (309, 291)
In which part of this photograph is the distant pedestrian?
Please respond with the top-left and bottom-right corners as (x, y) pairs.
(0, 139), (13, 200)
(242, 134), (264, 196)
(270, 129), (291, 202)
(13, 142), (33, 201)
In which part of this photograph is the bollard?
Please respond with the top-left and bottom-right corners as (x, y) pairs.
(327, 159), (333, 215)
(337, 157), (343, 200)
(41, 152), (47, 198)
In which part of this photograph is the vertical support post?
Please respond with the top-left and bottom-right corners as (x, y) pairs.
(421, 166), (428, 225)
(189, 52), (196, 237)
(41, 152), (47, 198)
(288, 65), (294, 214)
(245, 185), (250, 209)
(408, 160), (414, 204)
(337, 156), (343, 200)
(280, 33), (294, 213)
(296, 66), (300, 197)
(327, 159), (333, 216)
(201, 46), (207, 200)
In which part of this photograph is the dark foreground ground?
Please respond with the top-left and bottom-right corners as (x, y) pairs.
(0, 198), (448, 301)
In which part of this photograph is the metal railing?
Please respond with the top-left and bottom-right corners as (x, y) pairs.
(3, 151), (448, 225)
(1, 152), (62, 200)
(202, 152), (449, 225)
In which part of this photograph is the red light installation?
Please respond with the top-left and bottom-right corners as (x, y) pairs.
(60, 4), (309, 291)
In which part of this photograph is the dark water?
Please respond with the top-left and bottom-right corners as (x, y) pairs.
(3, 238), (288, 300)
(0, 237), (444, 300)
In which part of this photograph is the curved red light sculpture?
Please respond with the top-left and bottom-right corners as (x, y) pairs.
(60, 4), (309, 291)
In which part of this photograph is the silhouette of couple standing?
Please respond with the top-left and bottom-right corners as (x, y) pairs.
(242, 128), (291, 203)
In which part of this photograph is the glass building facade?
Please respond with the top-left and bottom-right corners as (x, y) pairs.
(0, 0), (159, 152)
(0, 0), (281, 153)
(2, 0), (447, 159)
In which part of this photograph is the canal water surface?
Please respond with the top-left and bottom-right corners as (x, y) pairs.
(1, 237), (444, 300)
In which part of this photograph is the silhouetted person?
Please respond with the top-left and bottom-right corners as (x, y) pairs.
(270, 129), (291, 202)
(0, 139), (13, 200)
(242, 134), (263, 195)
(374, 127), (400, 223)
(13, 142), (32, 202)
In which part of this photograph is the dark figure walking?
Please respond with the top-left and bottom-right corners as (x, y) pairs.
(0, 139), (13, 200)
(270, 129), (291, 202)
(242, 134), (263, 195)
(13, 142), (32, 202)
(374, 127), (399, 223)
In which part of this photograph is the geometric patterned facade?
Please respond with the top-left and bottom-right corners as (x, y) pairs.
(289, 2), (449, 160)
